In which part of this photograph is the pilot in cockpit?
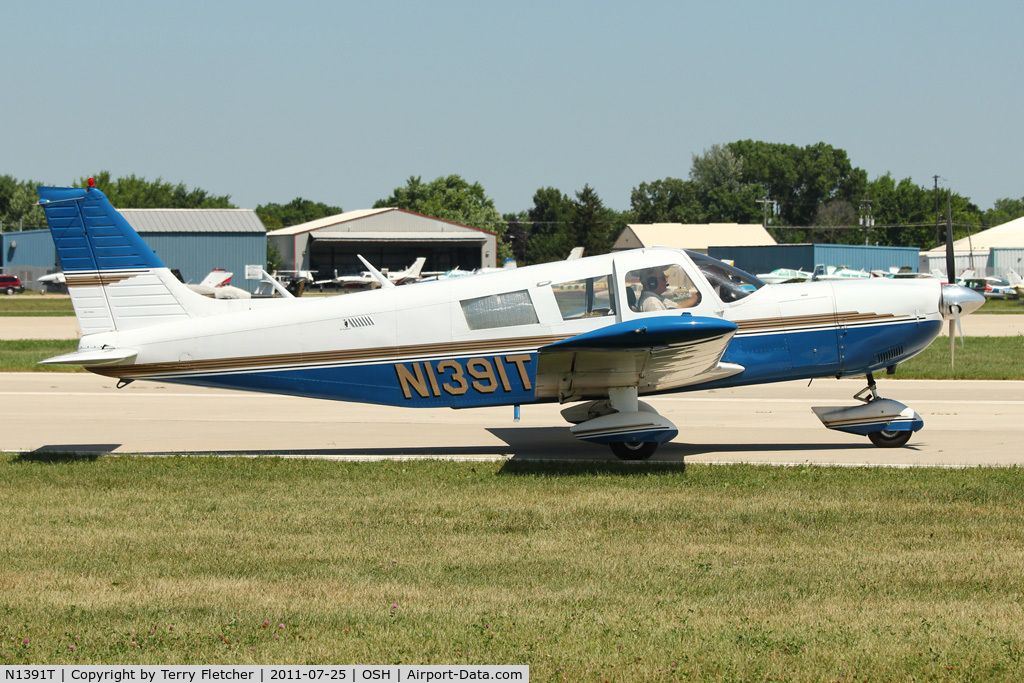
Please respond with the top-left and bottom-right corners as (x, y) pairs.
(635, 266), (700, 312)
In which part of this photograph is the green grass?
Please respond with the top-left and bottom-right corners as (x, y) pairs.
(0, 339), (80, 371)
(895, 335), (1024, 379)
(0, 456), (1022, 680)
(0, 294), (74, 316)
(976, 298), (1024, 313)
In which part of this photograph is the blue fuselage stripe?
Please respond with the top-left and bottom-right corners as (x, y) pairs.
(145, 320), (943, 407)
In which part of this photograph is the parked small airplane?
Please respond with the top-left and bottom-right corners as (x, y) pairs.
(1007, 270), (1024, 299)
(319, 257), (427, 290)
(185, 269), (252, 300)
(36, 183), (985, 459)
(811, 264), (871, 280)
(754, 267), (812, 284)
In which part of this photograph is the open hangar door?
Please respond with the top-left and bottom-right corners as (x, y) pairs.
(307, 237), (486, 281)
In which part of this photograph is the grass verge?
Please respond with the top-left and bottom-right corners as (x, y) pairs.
(0, 339), (80, 371)
(894, 334), (1024, 379)
(0, 295), (73, 316)
(0, 457), (1021, 680)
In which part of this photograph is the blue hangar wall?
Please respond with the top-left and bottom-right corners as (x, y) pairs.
(708, 244), (920, 275)
(2, 216), (267, 292)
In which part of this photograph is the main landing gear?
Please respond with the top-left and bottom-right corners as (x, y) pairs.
(811, 372), (924, 448)
(562, 386), (677, 461)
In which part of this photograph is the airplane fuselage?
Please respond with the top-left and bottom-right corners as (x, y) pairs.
(74, 248), (944, 408)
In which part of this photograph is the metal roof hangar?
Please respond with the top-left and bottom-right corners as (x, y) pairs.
(267, 208), (497, 280)
(613, 223), (777, 253)
(118, 209), (267, 288)
(2, 208), (266, 291)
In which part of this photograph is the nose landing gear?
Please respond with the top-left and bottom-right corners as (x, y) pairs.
(812, 372), (923, 448)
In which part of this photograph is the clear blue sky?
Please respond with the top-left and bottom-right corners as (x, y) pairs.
(3, 1), (1021, 214)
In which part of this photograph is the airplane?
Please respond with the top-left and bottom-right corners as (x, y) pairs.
(811, 264), (871, 280)
(1007, 269), (1024, 299)
(754, 267), (812, 284)
(41, 268), (255, 299)
(185, 269), (252, 300)
(318, 257), (427, 290)
(36, 182), (985, 459)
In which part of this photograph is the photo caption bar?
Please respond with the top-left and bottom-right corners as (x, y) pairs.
(0, 667), (528, 683)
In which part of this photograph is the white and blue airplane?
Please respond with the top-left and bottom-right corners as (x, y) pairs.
(37, 183), (984, 459)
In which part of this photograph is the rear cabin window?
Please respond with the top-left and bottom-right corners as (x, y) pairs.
(550, 275), (616, 320)
(460, 290), (540, 330)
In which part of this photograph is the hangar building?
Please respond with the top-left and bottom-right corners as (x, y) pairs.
(1, 209), (267, 292)
(708, 244), (920, 276)
(268, 208), (497, 280)
(921, 215), (1024, 278)
(613, 223), (776, 253)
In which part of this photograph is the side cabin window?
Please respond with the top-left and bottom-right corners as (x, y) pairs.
(625, 264), (701, 312)
(550, 275), (616, 320)
(461, 290), (539, 330)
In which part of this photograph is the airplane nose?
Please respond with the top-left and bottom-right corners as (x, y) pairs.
(940, 283), (985, 319)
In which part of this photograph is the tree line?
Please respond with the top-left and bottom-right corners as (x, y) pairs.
(3, 140), (1022, 267)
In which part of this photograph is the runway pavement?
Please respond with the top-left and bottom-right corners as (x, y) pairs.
(3, 313), (1024, 340)
(3, 372), (1022, 467)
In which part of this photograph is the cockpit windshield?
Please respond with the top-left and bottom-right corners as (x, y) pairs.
(686, 251), (766, 303)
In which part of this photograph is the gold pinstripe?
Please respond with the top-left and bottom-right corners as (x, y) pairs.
(66, 272), (139, 288)
(87, 310), (908, 379)
(89, 333), (574, 378)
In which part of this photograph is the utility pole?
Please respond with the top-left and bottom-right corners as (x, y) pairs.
(933, 175), (941, 247)
(755, 197), (778, 228)
(859, 197), (874, 245)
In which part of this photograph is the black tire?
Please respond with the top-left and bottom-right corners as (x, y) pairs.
(868, 429), (912, 448)
(4, 287), (12, 295)
(609, 441), (658, 460)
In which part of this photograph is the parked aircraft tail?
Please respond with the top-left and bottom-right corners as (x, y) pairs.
(404, 257), (426, 279)
(37, 183), (215, 335)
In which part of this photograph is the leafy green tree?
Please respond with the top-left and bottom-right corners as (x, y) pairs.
(690, 145), (764, 224)
(257, 197), (343, 230)
(813, 199), (857, 244)
(79, 171), (236, 209)
(629, 177), (702, 223)
(502, 210), (530, 264)
(726, 140), (868, 228)
(523, 186), (575, 264)
(375, 175), (508, 259)
(566, 185), (617, 257)
(0, 175), (47, 230)
(984, 197), (1024, 227)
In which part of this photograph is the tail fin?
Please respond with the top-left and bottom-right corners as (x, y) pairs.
(38, 185), (205, 335)
(405, 257), (426, 279)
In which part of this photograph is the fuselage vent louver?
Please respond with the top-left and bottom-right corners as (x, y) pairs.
(876, 345), (904, 365)
(341, 315), (375, 329)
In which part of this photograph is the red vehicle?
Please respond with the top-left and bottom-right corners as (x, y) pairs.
(0, 274), (25, 295)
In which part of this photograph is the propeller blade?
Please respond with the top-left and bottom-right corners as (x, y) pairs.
(955, 306), (965, 348)
(945, 192), (955, 284)
(949, 319), (955, 368)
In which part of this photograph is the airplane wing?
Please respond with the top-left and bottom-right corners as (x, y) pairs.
(536, 315), (743, 402)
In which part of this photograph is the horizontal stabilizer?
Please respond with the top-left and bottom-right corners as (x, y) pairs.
(39, 348), (138, 366)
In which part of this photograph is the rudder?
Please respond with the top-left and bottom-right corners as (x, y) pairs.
(38, 185), (200, 334)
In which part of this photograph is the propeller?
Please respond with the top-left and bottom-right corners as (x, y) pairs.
(944, 192), (959, 368)
(948, 305), (963, 368)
